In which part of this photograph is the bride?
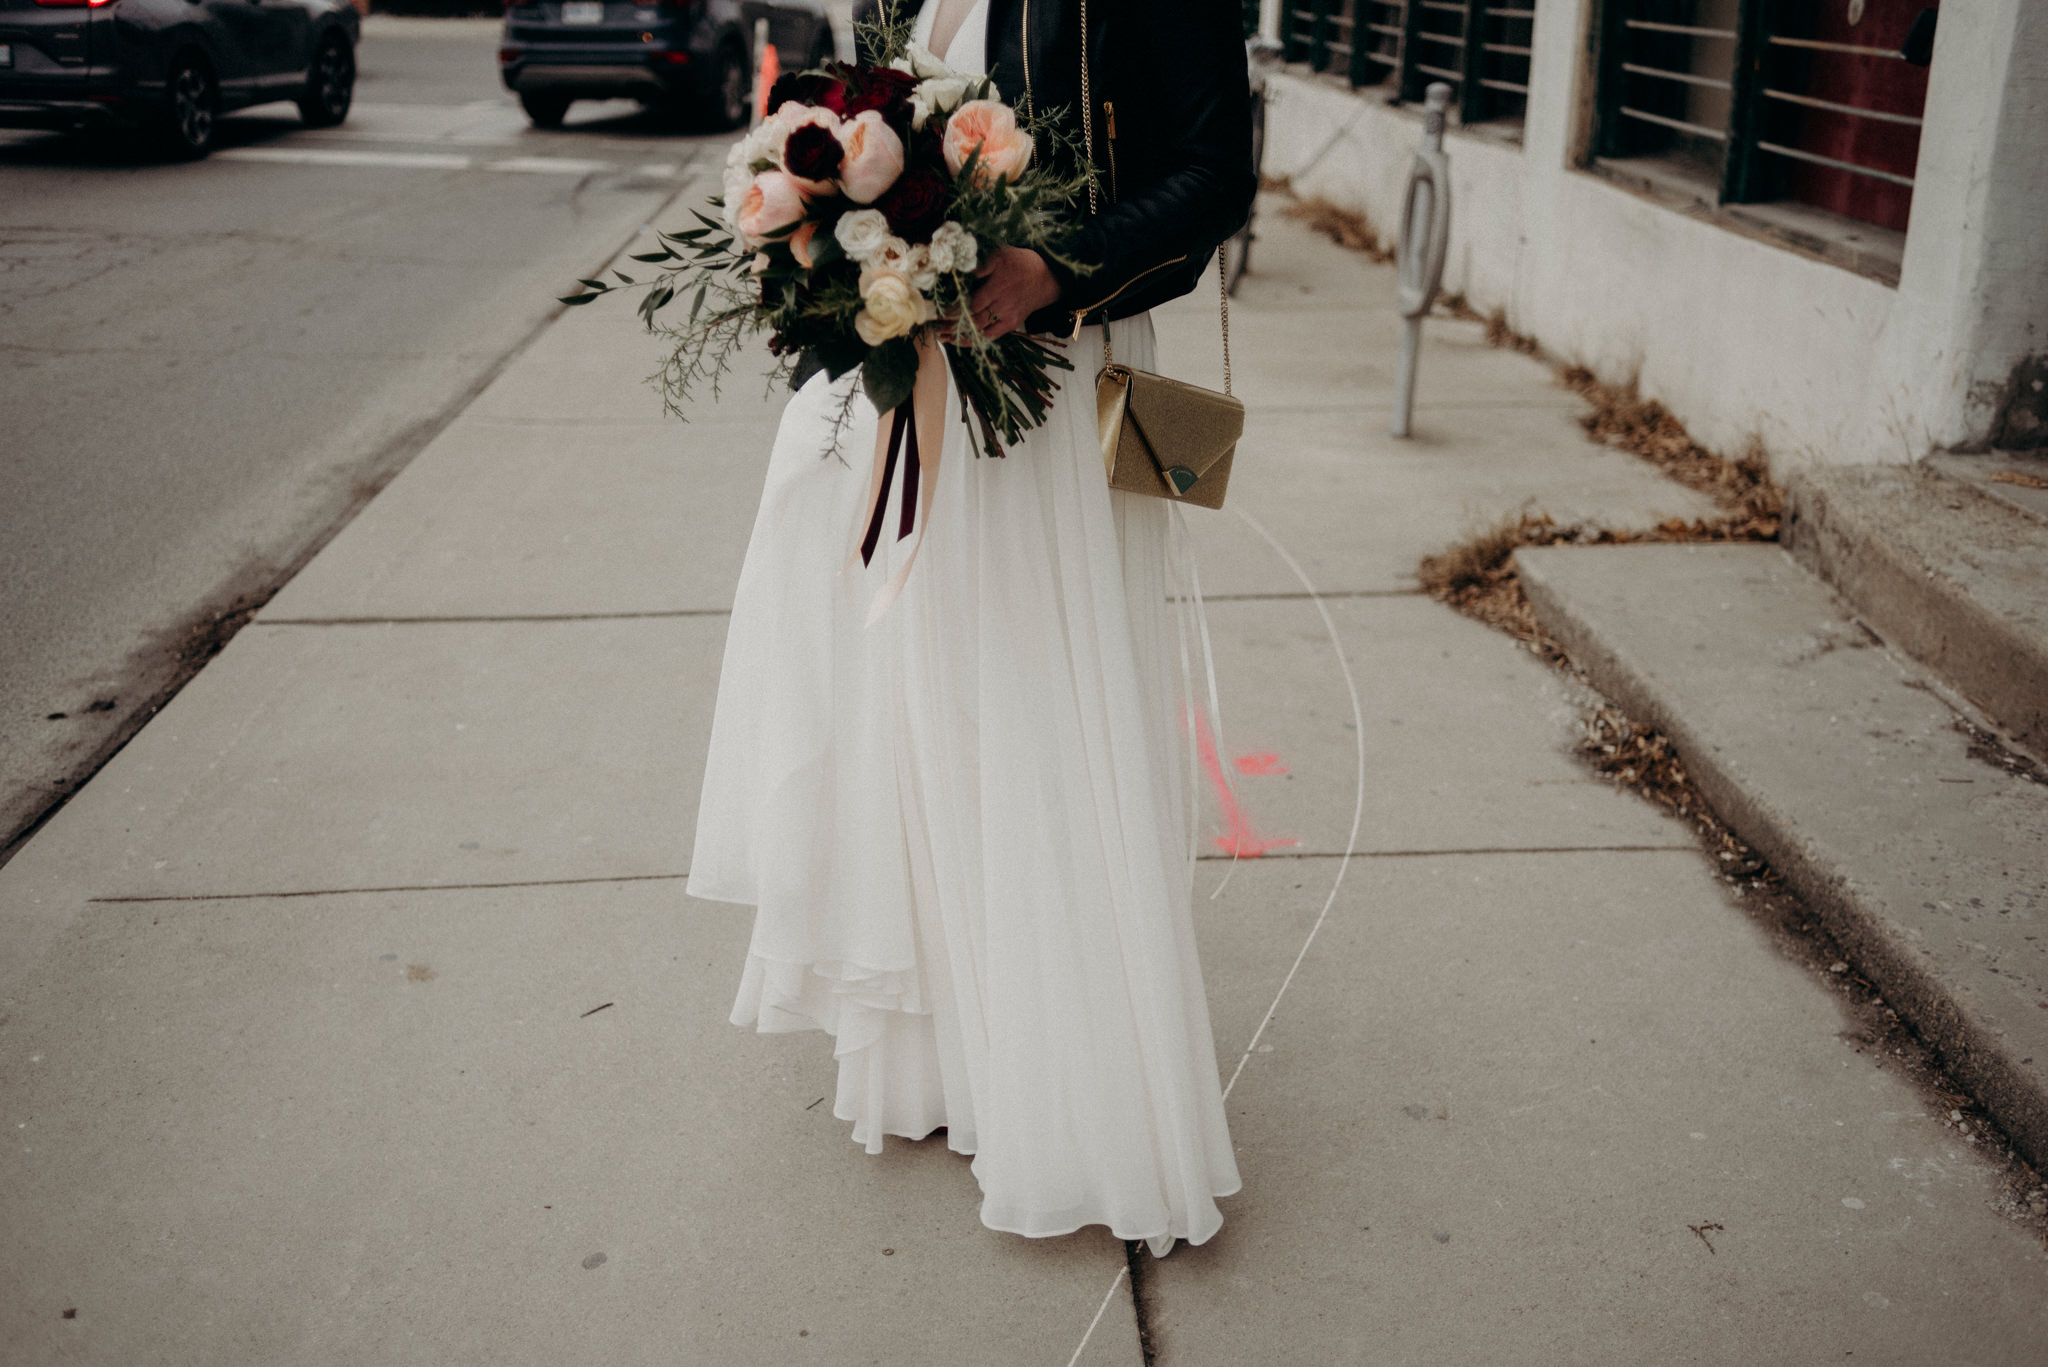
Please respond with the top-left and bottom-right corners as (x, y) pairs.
(688, 0), (1257, 1254)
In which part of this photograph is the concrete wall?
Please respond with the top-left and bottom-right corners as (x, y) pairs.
(1259, 0), (2046, 467)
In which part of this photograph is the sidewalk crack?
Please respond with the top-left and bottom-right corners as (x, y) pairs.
(89, 872), (688, 903)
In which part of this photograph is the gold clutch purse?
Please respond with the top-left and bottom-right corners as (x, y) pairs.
(1097, 323), (1244, 510)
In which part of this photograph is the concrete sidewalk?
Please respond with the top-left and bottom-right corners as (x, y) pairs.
(1, 187), (2042, 1364)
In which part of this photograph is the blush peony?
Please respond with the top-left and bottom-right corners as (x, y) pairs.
(836, 110), (906, 204)
(942, 99), (1033, 185)
(734, 170), (807, 244)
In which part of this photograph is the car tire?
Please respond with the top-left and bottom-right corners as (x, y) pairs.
(696, 40), (748, 132)
(520, 92), (572, 129)
(297, 33), (355, 128)
(158, 55), (218, 159)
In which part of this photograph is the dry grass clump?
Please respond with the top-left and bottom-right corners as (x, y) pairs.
(1560, 368), (1782, 534)
(1279, 194), (1393, 263)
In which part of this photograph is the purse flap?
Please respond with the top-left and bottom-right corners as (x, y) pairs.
(1122, 369), (1244, 479)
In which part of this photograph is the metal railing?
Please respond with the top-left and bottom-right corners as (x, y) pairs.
(1595, 1), (1934, 231)
(1279, 0), (1531, 124)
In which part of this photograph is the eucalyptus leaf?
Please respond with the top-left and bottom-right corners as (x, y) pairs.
(862, 338), (918, 413)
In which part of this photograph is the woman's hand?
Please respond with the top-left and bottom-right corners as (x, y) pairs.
(966, 246), (1061, 342)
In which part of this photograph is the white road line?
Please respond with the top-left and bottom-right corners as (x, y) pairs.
(482, 156), (616, 175)
(216, 147), (474, 170)
(209, 146), (683, 178)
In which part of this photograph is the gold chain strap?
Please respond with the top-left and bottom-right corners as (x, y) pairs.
(1075, 0), (1231, 393)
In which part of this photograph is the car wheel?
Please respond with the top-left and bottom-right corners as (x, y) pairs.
(697, 41), (748, 131)
(520, 92), (572, 129)
(159, 55), (218, 159)
(297, 33), (355, 128)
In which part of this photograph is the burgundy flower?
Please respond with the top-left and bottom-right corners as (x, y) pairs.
(875, 167), (948, 242)
(844, 65), (916, 118)
(783, 123), (844, 182)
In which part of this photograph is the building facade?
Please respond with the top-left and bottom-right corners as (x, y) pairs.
(1254, 0), (2046, 466)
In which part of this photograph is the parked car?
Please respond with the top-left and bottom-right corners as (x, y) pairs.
(0, 0), (359, 157)
(498, 0), (834, 132)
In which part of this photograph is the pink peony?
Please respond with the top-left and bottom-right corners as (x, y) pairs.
(836, 110), (906, 205)
(734, 170), (807, 244)
(942, 99), (1034, 185)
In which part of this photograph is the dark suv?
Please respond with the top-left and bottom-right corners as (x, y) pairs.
(0, 0), (359, 156)
(499, 0), (832, 131)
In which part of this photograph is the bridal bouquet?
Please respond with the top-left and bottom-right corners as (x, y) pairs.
(561, 12), (1092, 462)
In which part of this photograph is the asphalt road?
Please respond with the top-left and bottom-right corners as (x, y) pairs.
(0, 18), (732, 859)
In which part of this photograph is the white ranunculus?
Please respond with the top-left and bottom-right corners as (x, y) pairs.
(871, 235), (913, 276)
(833, 209), (891, 263)
(903, 243), (938, 292)
(928, 221), (978, 275)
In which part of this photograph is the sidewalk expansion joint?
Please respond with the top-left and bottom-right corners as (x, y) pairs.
(259, 611), (731, 625)
(1197, 589), (1424, 601)
(1195, 844), (1692, 861)
(88, 872), (689, 903)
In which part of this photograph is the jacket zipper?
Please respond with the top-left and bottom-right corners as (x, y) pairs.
(1070, 253), (1189, 335)
(1104, 100), (1120, 203)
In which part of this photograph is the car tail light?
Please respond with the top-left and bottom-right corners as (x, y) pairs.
(499, 47), (518, 64)
(650, 49), (690, 64)
(32, 0), (118, 8)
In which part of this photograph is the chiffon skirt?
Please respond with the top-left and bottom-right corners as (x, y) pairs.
(688, 314), (1241, 1247)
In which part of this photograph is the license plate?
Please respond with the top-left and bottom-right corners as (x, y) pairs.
(0, 45), (13, 69)
(560, 2), (604, 23)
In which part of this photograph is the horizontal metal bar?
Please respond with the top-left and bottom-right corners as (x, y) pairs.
(1485, 6), (1537, 17)
(1366, 23), (1407, 38)
(1418, 1), (1466, 12)
(1621, 61), (1731, 90)
(1768, 35), (1903, 59)
(1763, 87), (1924, 127)
(1483, 42), (1533, 56)
(1415, 31), (1467, 48)
(1618, 105), (1728, 140)
(1477, 77), (1529, 93)
(1755, 139), (1915, 187)
(1624, 19), (1736, 40)
(1415, 62), (1465, 81)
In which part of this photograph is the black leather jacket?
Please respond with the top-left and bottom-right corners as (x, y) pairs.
(985, 0), (1257, 336)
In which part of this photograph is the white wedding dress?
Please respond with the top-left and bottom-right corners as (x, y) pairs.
(688, 0), (1240, 1251)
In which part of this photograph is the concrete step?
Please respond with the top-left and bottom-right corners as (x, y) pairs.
(1515, 541), (2048, 1174)
(1782, 462), (2048, 757)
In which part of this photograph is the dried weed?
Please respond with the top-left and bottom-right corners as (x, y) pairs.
(1279, 194), (1394, 263)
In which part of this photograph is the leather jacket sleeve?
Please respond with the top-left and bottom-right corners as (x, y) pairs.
(1055, 0), (1255, 320)
(1005, 0), (1257, 332)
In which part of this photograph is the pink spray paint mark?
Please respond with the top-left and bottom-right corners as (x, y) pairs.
(1234, 752), (1289, 776)
(1191, 705), (1299, 858)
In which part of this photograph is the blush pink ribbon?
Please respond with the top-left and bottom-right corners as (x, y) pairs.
(848, 335), (950, 625)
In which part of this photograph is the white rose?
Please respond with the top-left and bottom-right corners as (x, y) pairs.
(928, 221), (976, 275)
(833, 209), (890, 263)
(855, 268), (934, 345)
(910, 75), (969, 130)
(898, 42), (956, 80)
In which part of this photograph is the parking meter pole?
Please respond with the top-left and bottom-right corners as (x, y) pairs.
(1392, 83), (1452, 439)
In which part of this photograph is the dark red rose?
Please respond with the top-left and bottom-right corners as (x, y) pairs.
(783, 123), (844, 182)
(876, 167), (948, 242)
(844, 65), (916, 118)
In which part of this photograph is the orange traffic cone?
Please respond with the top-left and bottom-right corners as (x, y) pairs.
(755, 39), (780, 125)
